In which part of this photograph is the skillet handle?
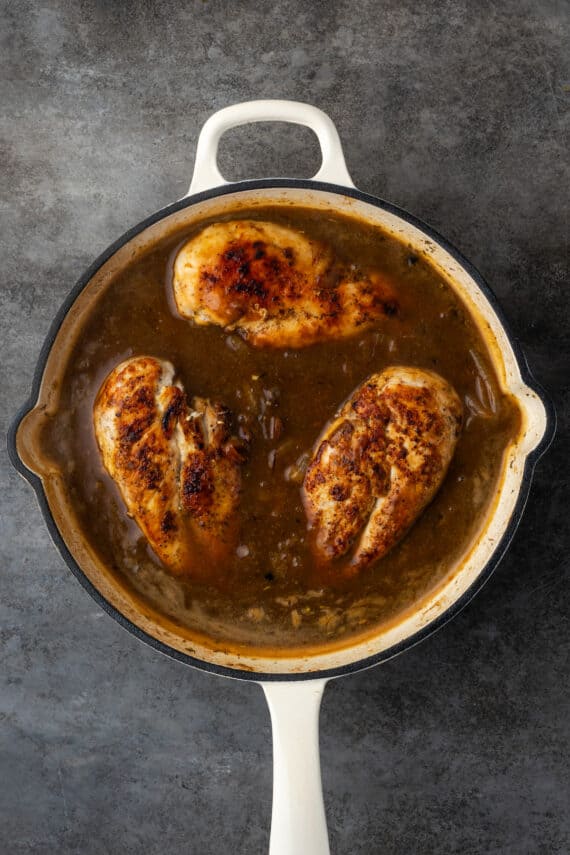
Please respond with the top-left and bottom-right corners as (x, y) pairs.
(261, 679), (330, 855)
(187, 100), (354, 194)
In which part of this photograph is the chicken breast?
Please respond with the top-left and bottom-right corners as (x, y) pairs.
(172, 220), (399, 348)
(93, 356), (244, 576)
(302, 367), (463, 571)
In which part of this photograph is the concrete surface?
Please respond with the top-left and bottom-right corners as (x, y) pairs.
(1, 1), (569, 853)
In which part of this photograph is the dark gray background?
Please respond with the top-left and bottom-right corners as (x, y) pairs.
(2, 1), (568, 853)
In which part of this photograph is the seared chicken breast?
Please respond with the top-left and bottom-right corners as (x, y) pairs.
(173, 220), (398, 348)
(94, 356), (244, 576)
(302, 367), (463, 570)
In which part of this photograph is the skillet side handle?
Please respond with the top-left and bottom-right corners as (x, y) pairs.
(261, 679), (330, 855)
(188, 99), (354, 194)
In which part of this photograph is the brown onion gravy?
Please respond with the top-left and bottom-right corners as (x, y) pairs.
(41, 207), (520, 650)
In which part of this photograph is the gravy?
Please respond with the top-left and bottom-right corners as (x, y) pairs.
(41, 207), (520, 651)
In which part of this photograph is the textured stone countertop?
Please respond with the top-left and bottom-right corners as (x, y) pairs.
(2, 2), (568, 853)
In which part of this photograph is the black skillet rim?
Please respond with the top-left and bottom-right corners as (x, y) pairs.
(7, 178), (556, 682)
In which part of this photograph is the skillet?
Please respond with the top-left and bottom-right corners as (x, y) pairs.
(8, 100), (554, 854)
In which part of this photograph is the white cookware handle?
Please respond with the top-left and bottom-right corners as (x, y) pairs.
(262, 679), (330, 855)
(188, 100), (354, 194)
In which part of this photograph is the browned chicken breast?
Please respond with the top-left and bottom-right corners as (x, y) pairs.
(172, 220), (399, 348)
(302, 367), (463, 571)
(93, 356), (244, 576)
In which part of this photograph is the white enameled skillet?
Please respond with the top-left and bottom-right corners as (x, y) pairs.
(9, 101), (554, 854)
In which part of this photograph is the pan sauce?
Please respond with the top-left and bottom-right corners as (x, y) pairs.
(41, 207), (521, 652)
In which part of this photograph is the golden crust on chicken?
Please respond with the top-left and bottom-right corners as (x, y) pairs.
(302, 367), (463, 570)
(93, 356), (244, 576)
(172, 220), (399, 348)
